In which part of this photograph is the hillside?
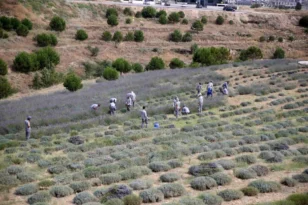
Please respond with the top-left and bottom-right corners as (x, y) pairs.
(0, 59), (307, 205)
(0, 0), (307, 94)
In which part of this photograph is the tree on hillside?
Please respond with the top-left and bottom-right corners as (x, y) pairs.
(146, 57), (165, 70)
(239, 46), (263, 61)
(141, 6), (157, 18)
(21, 18), (33, 30)
(50, 16), (66, 32)
(36, 47), (60, 70)
(169, 58), (185, 69)
(112, 31), (123, 46)
(169, 30), (182, 42)
(193, 47), (229, 66)
(112, 58), (131, 73)
(107, 15), (118, 26)
(191, 20), (203, 32)
(0, 76), (15, 99)
(106, 8), (118, 18)
(63, 71), (83, 92)
(273, 47), (285, 59)
(134, 30), (144, 42)
(16, 24), (29, 37)
(13, 52), (38, 73)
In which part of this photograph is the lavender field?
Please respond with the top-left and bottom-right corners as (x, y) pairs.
(0, 59), (308, 205)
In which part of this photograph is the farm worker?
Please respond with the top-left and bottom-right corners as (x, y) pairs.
(207, 81), (213, 98)
(198, 93), (204, 113)
(126, 96), (132, 111)
(130, 91), (136, 107)
(91, 104), (100, 110)
(141, 106), (148, 128)
(196, 82), (202, 94)
(181, 105), (190, 115)
(222, 81), (228, 95)
(25, 116), (31, 140)
(174, 97), (181, 118)
(109, 99), (116, 115)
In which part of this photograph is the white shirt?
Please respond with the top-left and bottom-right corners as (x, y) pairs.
(208, 82), (213, 89)
(141, 109), (148, 119)
(182, 107), (190, 113)
(131, 92), (136, 101)
(175, 101), (181, 110)
(110, 102), (116, 108)
(198, 95), (204, 104)
(91, 104), (99, 109)
(126, 97), (132, 106)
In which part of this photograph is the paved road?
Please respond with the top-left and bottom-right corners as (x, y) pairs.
(66, 0), (224, 11)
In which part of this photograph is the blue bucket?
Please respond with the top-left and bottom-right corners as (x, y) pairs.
(154, 122), (160, 128)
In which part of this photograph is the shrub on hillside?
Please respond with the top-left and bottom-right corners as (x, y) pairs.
(0, 173), (19, 185)
(112, 31), (123, 43)
(190, 176), (217, 190)
(17, 172), (36, 183)
(35, 46), (60, 69)
(27, 191), (52, 204)
(193, 47), (229, 66)
(235, 154), (256, 164)
(0, 76), (14, 99)
(70, 181), (91, 193)
(145, 57), (165, 70)
(21, 18), (32, 30)
(179, 197), (204, 205)
(49, 185), (74, 197)
(159, 15), (168, 24)
(129, 179), (152, 190)
(189, 163), (222, 176)
(167, 159), (183, 168)
(292, 173), (308, 183)
(73, 192), (98, 205)
(0, 16), (12, 30)
(299, 16), (308, 27)
(248, 165), (269, 176)
(36, 33), (58, 47)
(216, 159), (236, 170)
(169, 30), (182, 42)
(112, 58), (131, 73)
(169, 58), (185, 69)
(63, 72), (83, 92)
(268, 35), (275, 41)
(280, 177), (297, 187)
(168, 12), (180, 23)
(123, 194), (141, 205)
(87, 46), (99, 57)
(217, 189), (243, 201)
(178, 11), (185, 18)
(239, 46), (263, 61)
(198, 193), (223, 205)
(135, 11), (142, 18)
(38, 180), (55, 188)
(123, 7), (133, 16)
(125, 18), (132, 24)
(287, 193), (308, 205)
(131, 63), (143, 73)
(259, 36), (266, 42)
(100, 184), (132, 202)
(106, 8), (118, 18)
(156, 10), (167, 18)
(201, 16), (207, 24)
(7, 165), (24, 174)
(141, 7), (156, 18)
(15, 184), (38, 196)
(134, 30), (144, 42)
(229, 20), (234, 25)
(160, 173), (180, 182)
(182, 18), (188, 24)
(148, 161), (171, 172)
(16, 24), (29, 37)
(158, 183), (185, 198)
(100, 173), (122, 185)
(47, 165), (66, 174)
(216, 16), (224, 25)
(139, 188), (164, 203)
(248, 180), (281, 193)
(0, 28), (9, 39)
(240, 187), (259, 196)
(191, 20), (203, 31)
(273, 47), (285, 59)
(103, 67), (119, 80)
(102, 31), (112, 41)
(234, 168), (257, 179)
(0, 59), (8, 75)
(182, 32), (192, 42)
(107, 15), (118, 26)
(49, 16), (66, 31)
(210, 172), (232, 185)
(75, 29), (88, 41)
